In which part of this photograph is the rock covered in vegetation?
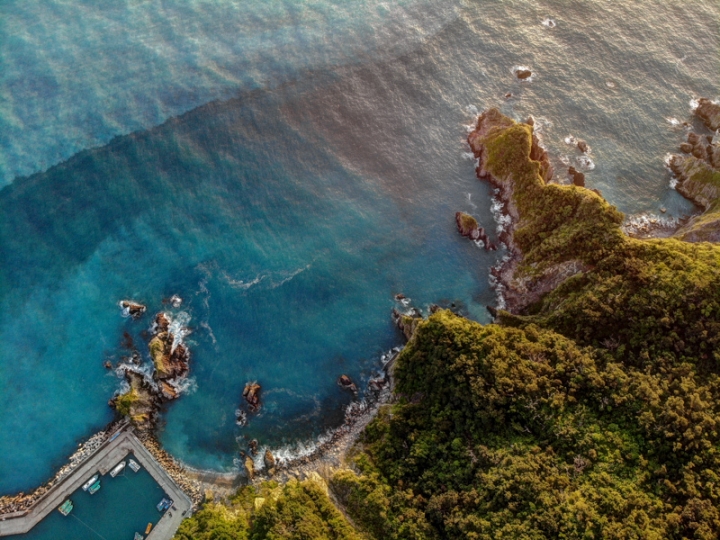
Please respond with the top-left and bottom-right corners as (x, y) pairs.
(455, 211), (495, 250)
(111, 309), (191, 432)
(455, 211), (481, 239)
(695, 97), (720, 131)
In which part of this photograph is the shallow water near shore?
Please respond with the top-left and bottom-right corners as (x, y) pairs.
(1, 0), (719, 495)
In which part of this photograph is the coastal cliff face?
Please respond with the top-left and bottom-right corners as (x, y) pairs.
(668, 117), (720, 242)
(329, 110), (720, 540)
(467, 108), (621, 312)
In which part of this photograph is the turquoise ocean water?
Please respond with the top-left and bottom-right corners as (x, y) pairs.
(1, 0), (719, 497)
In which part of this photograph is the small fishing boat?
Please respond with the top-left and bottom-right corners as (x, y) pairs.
(128, 458), (141, 473)
(88, 480), (101, 495)
(134, 533), (144, 540)
(145, 522), (153, 534)
(58, 499), (73, 516)
(81, 473), (99, 491)
(156, 497), (172, 512)
(109, 460), (126, 477)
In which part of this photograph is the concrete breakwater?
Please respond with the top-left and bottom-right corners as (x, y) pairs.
(0, 428), (194, 538)
(136, 433), (203, 507)
(0, 421), (123, 517)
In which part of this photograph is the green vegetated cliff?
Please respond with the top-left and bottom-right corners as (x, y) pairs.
(175, 107), (720, 539)
(174, 478), (363, 540)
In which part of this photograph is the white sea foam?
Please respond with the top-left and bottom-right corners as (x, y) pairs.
(465, 104), (479, 116)
(666, 117), (680, 127)
(170, 295), (183, 308)
(462, 152), (476, 161)
(168, 311), (192, 354)
(622, 212), (680, 236)
(467, 192), (477, 209)
(564, 135), (577, 146)
(173, 376), (198, 396)
(224, 272), (266, 290)
(541, 17), (556, 28)
(531, 116), (553, 134)
(576, 155), (595, 171)
(690, 98), (700, 111)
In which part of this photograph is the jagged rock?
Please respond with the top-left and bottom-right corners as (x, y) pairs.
(394, 293), (406, 300)
(244, 457), (255, 479)
(249, 439), (259, 456)
(338, 374), (357, 394)
(516, 69), (532, 80)
(695, 98), (720, 131)
(680, 142), (693, 154)
(568, 166), (585, 187)
(104, 360), (112, 369)
(392, 308), (421, 341)
(577, 140), (588, 153)
(264, 450), (276, 472)
(155, 312), (170, 332)
(455, 212), (481, 240)
(688, 132), (700, 145)
(243, 382), (262, 412)
(120, 300), (146, 319)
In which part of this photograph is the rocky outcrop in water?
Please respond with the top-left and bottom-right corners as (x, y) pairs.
(243, 382), (262, 412)
(392, 308), (422, 341)
(111, 308), (191, 432)
(666, 103), (720, 242)
(695, 98), (720, 131)
(120, 300), (146, 319)
(455, 212), (496, 250)
(338, 374), (357, 394)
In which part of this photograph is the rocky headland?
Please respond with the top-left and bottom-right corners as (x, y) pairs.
(666, 98), (720, 242)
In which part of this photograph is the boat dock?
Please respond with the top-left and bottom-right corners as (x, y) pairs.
(0, 427), (192, 539)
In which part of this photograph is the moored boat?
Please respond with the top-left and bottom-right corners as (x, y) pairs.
(109, 460), (126, 477)
(58, 499), (73, 516)
(88, 480), (101, 494)
(82, 473), (99, 491)
(134, 533), (144, 540)
(128, 458), (141, 473)
(145, 522), (153, 534)
(156, 497), (172, 512)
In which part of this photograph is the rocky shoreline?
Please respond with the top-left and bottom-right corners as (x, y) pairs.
(466, 108), (575, 313)
(666, 99), (720, 242)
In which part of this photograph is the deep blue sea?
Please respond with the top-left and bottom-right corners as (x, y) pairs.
(1, 0), (719, 495)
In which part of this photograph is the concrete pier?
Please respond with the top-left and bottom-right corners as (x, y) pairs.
(0, 427), (192, 539)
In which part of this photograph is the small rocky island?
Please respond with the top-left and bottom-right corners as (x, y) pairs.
(110, 303), (190, 433)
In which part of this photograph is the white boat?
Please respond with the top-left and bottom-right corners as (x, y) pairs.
(81, 473), (99, 491)
(109, 461), (126, 477)
(128, 459), (141, 473)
